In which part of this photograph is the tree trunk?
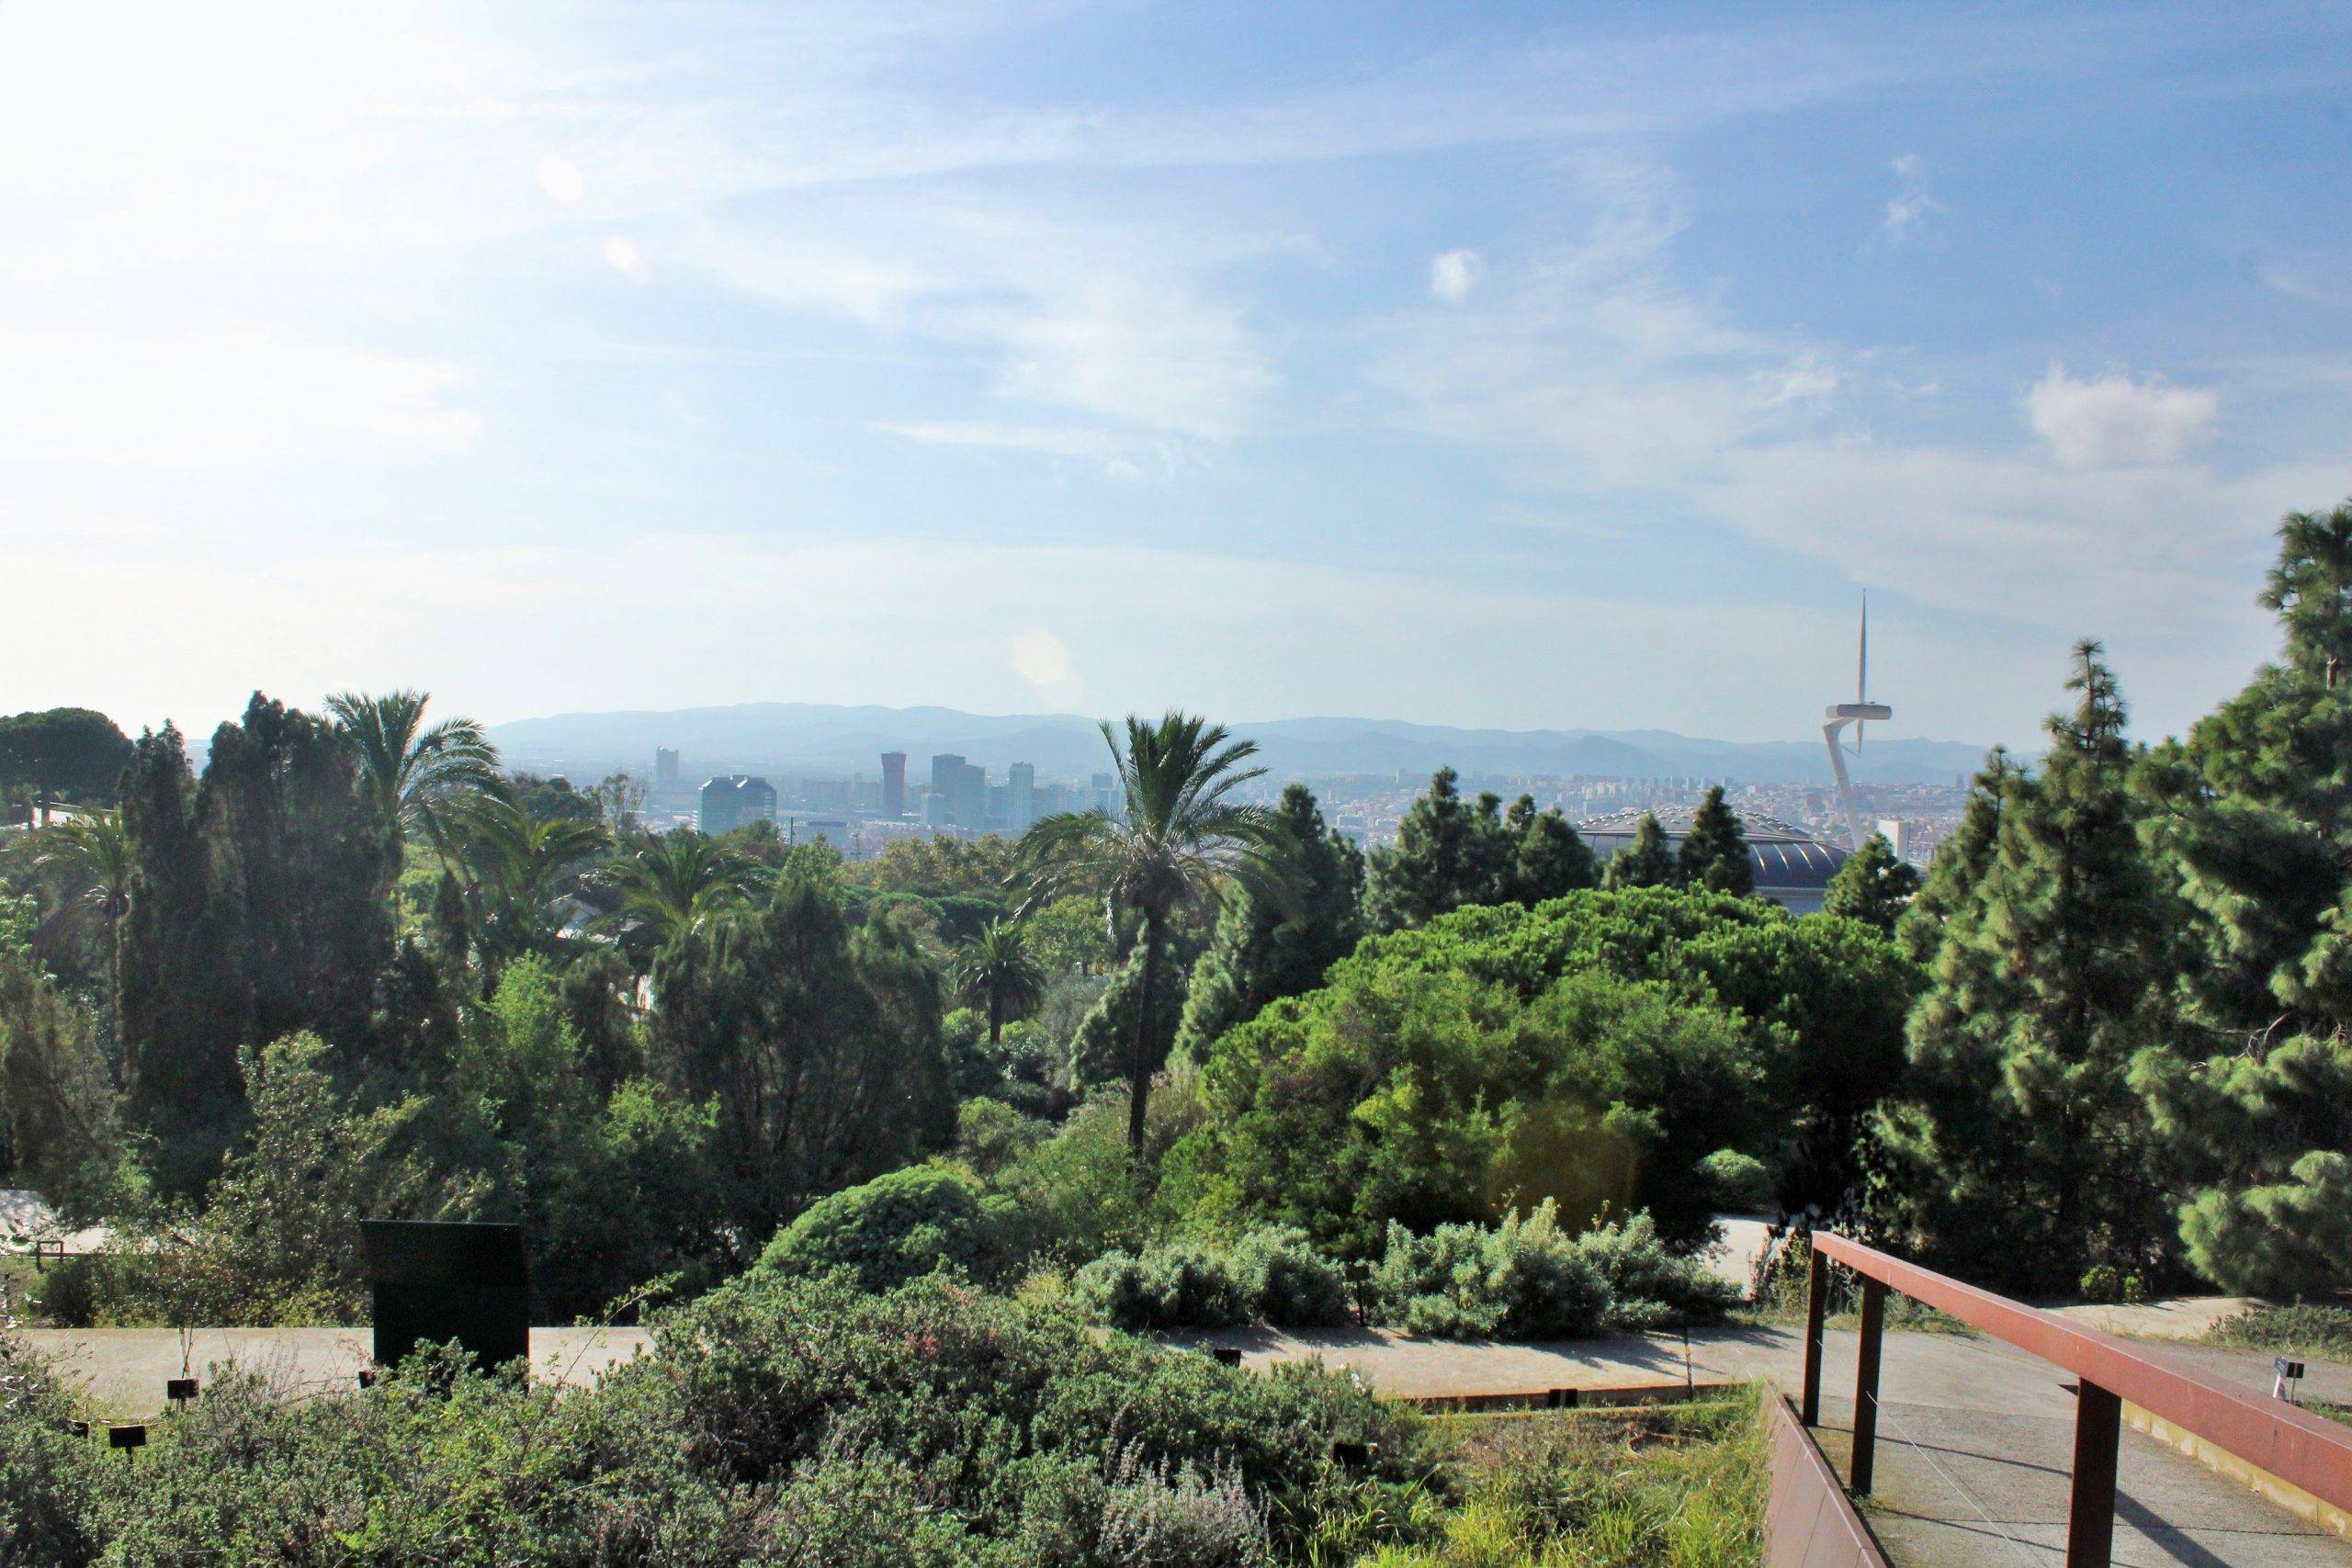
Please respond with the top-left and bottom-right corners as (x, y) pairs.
(1128, 910), (1164, 1156)
(988, 989), (1002, 1048)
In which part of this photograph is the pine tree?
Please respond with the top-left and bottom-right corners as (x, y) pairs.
(1677, 786), (1753, 895)
(1176, 784), (1365, 1057)
(1894, 749), (2016, 964)
(2130, 499), (2352, 1293)
(1363, 768), (1483, 931)
(1601, 813), (1674, 890)
(1823, 833), (1920, 931)
(1507, 797), (1599, 903)
(1881, 642), (2182, 1289)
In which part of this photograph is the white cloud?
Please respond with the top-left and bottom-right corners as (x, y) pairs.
(1430, 249), (1485, 304)
(2024, 366), (2219, 467)
(1881, 153), (1944, 242)
(700, 212), (1275, 438)
(0, 329), (480, 466)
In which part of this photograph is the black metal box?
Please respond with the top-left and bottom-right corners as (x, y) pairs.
(360, 1220), (530, 1372)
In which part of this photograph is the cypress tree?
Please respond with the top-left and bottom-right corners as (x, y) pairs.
(1177, 784), (1365, 1057)
(116, 697), (400, 1190)
(1601, 813), (1674, 889)
(1822, 833), (1919, 931)
(1677, 785), (1752, 895)
(1881, 642), (2182, 1289)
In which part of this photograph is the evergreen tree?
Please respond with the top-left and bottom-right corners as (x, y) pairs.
(1509, 798), (1599, 904)
(1822, 833), (1920, 931)
(1894, 748), (2016, 964)
(1600, 813), (1674, 890)
(1365, 773), (1595, 931)
(1363, 768), (1484, 932)
(116, 724), (246, 1179)
(1677, 785), (1752, 895)
(1176, 784), (1365, 1057)
(117, 698), (401, 1189)
(1879, 643), (2182, 1290)
(649, 873), (948, 1247)
(0, 952), (118, 1216)
(2129, 499), (2352, 1293)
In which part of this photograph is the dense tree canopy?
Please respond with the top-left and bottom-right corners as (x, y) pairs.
(0, 707), (132, 818)
(1363, 769), (1597, 932)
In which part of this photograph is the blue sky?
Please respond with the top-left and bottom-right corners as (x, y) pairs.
(6, 1), (2350, 750)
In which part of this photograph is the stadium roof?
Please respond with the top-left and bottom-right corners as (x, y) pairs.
(1576, 805), (1849, 894)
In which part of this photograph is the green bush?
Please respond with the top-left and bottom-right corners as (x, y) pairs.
(1697, 1148), (1773, 1213)
(1076, 1243), (1251, 1331)
(2079, 1264), (2120, 1303)
(1373, 1203), (1609, 1341)
(761, 1165), (1011, 1292)
(1570, 1212), (1741, 1330)
(1230, 1225), (1353, 1327)
(0, 1270), (1424, 1563)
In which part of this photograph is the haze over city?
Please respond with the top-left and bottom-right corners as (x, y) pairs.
(7, 2), (2350, 748)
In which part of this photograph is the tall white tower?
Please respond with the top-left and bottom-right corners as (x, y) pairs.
(1823, 596), (1891, 851)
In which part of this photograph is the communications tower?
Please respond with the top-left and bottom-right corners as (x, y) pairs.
(1823, 596), (1890, 852)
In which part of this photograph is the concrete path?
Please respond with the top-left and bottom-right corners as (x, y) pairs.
(1181, 1323), (2352, 1566)
(22, 1325), (653, 1414)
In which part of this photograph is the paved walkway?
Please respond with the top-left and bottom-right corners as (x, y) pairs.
(1182, 1322), (2352, 1566)
(22, 1325), (652, 1413)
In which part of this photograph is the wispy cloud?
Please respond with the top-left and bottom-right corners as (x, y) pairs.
(1881, 153), (1946, 242)
(2024, 366), (2219, 467)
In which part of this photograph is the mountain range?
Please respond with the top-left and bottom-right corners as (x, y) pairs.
(487, 703), (1994, 788)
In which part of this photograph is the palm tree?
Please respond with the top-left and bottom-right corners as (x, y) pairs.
(453, 795), (607, 972)
(953, 918), (1046, 1048)
(1016, 712), (1288, 1155)
(31, 808), (132, 931)
(326, 690), (503, 857)
(596, 830), (758, 972)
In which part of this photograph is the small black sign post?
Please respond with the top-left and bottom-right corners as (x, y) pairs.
(2274, 1355), (2306, 1404)
(359, 1220), (530, 1375)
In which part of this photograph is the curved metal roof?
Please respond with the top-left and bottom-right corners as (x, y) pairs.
(1576, 804), (1849, 892)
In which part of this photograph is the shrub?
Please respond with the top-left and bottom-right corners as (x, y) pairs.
(1229, 1226), (1352, 1328)
(1076, 1243), (1250, 1331)
(1097, 1447), (1271, 1567)
(2079, 1264), (2120, 1303)
(1373, 1203), (1609, 1340)
(1570, 1212), (1741, 1329)
(1698, 1148), (1774, 1213)
(0, 1270), (1422, 1562)
(761, 1165), (1010, 1292)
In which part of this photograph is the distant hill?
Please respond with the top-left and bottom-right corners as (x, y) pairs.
(488, 703), (1993, 787)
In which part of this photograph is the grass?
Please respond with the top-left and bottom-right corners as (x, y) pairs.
(2199, 1303), (2352, 1364)
(0, 1254), (47, 1325)
(1741, 1247), (1974, 1339)
(1310, 1389), (1767, 1567)
(2306, 1400), (2352, 1429)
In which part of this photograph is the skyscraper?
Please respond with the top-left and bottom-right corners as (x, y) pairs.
(1091, 771), (1114, 815)
(1009, 762), (1035, 831)
(954, 761), (987, 830)
(880, 751), (907, 818)
(654, 747), (680, 784)
(698, 775), (777, 835)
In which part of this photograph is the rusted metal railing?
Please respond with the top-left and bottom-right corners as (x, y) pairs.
(1801, 1230), (2352, 1568)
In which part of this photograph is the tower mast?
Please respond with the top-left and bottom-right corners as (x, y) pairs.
(1823, 596), (1890, 851)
